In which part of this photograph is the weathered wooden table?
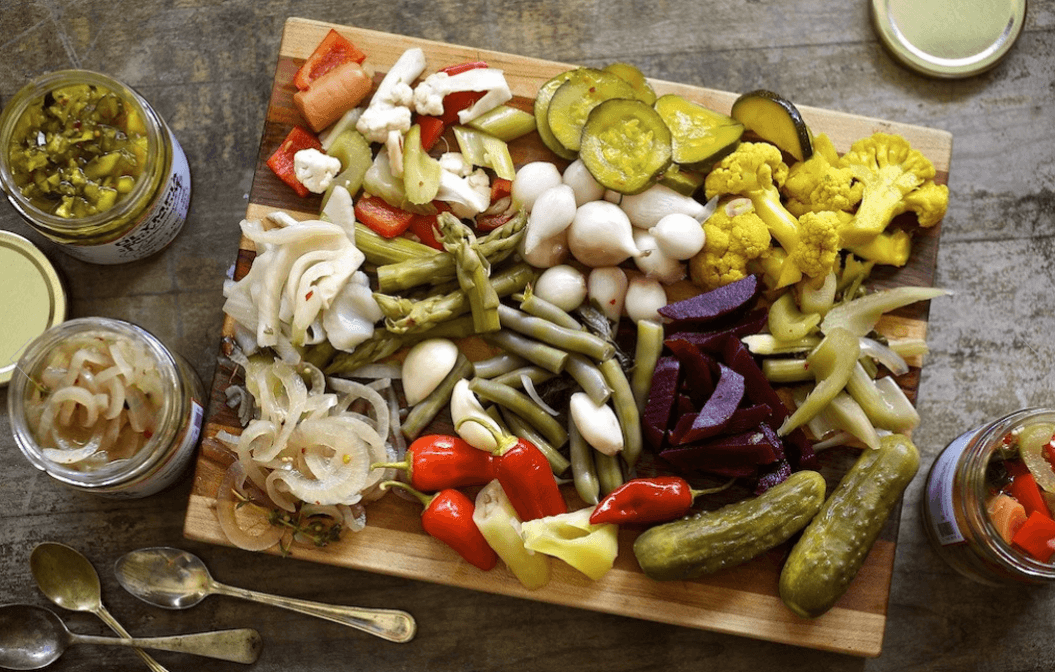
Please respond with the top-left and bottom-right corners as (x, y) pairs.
(1, 1), (1053, 670)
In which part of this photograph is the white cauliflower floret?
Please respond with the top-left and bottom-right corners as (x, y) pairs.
(412, 68), (512, 124)
(356, 47), (427, 144)
(293, 148), (342, 194)
(439, 152), (472, 178)
(437, 167), (491, 219)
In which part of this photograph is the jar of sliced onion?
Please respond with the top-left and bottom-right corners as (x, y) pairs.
(7, 317), (205, 498)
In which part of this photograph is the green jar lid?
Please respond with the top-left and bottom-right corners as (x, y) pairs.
(0, 231), (67, 386)
(872, 0), (1027, 78)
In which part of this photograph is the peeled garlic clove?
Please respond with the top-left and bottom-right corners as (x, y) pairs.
(624, 275), (668, 323)
(587, 267), (628, 323)
(562, 158), (605, 206)
(649, 212), (706, 260)
(402, 338), (459, 406)
(534, 264), (587, 312)
(511, 161), (564, 212)
(569, 392), (624, 456)
(632, 229), (687, 285)
(567, 200), (641, 268)
(450, 379), (501, 452)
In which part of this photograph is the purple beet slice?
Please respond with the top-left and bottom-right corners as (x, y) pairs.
(667, 363), (746, 445)
(657, 274), (761, 326)
(660, 424), (783, 475)
(642, 356), (680, 451)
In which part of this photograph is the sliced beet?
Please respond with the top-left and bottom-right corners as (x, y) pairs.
(667, 363), (746, 445)
(660, 424), (782, 475)
(658, 274), (761, 326)
(664, 337), (715, 404)
(724, 403), (772, 434)
(754, 459), (792, 494)
(664, 308), (769, 354)
(642, 356), (680, 451)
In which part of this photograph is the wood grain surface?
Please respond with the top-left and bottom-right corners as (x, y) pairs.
(183, 17), (952, 658)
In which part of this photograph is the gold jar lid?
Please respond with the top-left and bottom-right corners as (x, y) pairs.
(872, 0), (1027, 78)
(0, 231), (67, 386)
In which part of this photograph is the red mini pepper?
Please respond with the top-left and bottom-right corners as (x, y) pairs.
(466, 423), (566, 522)
(354, 195), (416, 238)
(265, 126), (321, 197)
(589, 476), (704, 526)
(372, 434), (494, 492)
(382, 481), (497, 571)
(292, 29), (368, 91)
(1011, 509), (1055, 562)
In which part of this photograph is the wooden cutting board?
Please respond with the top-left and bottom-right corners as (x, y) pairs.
(183, 16), (952, 658)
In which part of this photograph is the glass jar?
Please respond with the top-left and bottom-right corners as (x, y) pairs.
(921, 408), (1055, 585)
(0, 70), (192, 264)
(7, 317), (205, 498)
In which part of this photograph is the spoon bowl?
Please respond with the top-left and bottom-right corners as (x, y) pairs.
(30, 542), (171, 672)
(115, 547), (417, 643)
(0, 603), (262, 668)
(0, 604), (65, 670)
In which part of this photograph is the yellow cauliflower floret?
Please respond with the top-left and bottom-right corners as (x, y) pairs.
(783, 134), (863, 217)
(689, 199), (771, 291)
(792, 211), (841, 279)
(839, 132), (943, 245)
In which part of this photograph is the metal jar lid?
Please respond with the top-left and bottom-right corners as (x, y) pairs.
(0, 231), (67, 386)
(872, 0), (1027, 78)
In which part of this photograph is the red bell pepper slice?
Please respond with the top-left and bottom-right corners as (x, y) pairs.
(266, 126), (321, 197)
(1011, 509), (1055, 561)
(473, 178), (514, 232)
(354, 195), (416, 238)
(416, 115), (447, 151)
(407, 202), (450, 250)
(1010, 471), (1052, 518)
(292, 29), (368, 91)
(411, 61), (491, 147)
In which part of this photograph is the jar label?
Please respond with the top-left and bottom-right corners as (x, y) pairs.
(924, 426), (982, 545)
(62, 131), (192, 265)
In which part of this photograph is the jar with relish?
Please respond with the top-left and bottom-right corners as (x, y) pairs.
(0, 70), (191, 264)
(921, 408), (1055, 585)
(7, 317), (205, 498)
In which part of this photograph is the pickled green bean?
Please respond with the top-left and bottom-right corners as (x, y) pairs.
(497, 304), (614, 362)
(473, 352), (530, 378)
(564, 354), (611, 406)
(568, 420), (600, 505)
(491, 366), (555, 389)
(599, 357), (643, 468)
(594, 450), (624, 496)
(514, 286), (583, 331)
(630, 319), (665, 415)
(482, 330), (568, 374)
(401, 353), (473, 439)
(469, 377), (568, 449)
(501, 407), (571, 475)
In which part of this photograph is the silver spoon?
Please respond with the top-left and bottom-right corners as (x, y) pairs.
(29, 542), (170, 672)
(114, 547), (417, 643)
(0, 603), (261, 669)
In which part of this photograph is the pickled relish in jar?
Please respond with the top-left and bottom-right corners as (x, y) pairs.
(7, 83), (149, 218)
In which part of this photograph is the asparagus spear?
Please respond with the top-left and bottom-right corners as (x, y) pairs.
(439, 212), (502, 334)
(375, 208), (526, 293)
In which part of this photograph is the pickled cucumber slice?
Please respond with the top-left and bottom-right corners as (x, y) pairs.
(731, 89), (813, 162)
(534, 70), (579, 160)
(654, 94), (744, 170)
(546, 68), (638, 153)
(603, 62), (657, 105)
(578, 98), (672, 195)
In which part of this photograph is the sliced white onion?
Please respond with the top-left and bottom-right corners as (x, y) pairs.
(216, 462), (285, 552)
(522, 374), (559, 417)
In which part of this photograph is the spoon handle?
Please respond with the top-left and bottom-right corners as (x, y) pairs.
(93, 605), (170, 672)
(70, 628), (263, 664)
(211, 581), (416, 643)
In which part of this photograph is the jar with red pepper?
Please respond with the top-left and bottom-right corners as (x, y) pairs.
(921, 407), (1055, 585)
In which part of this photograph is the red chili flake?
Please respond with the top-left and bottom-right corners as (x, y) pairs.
(305, 290), (314, 301)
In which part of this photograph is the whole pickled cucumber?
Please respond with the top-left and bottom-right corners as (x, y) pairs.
(779, 433), (920, 618)
(633, 470), (826, 581)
